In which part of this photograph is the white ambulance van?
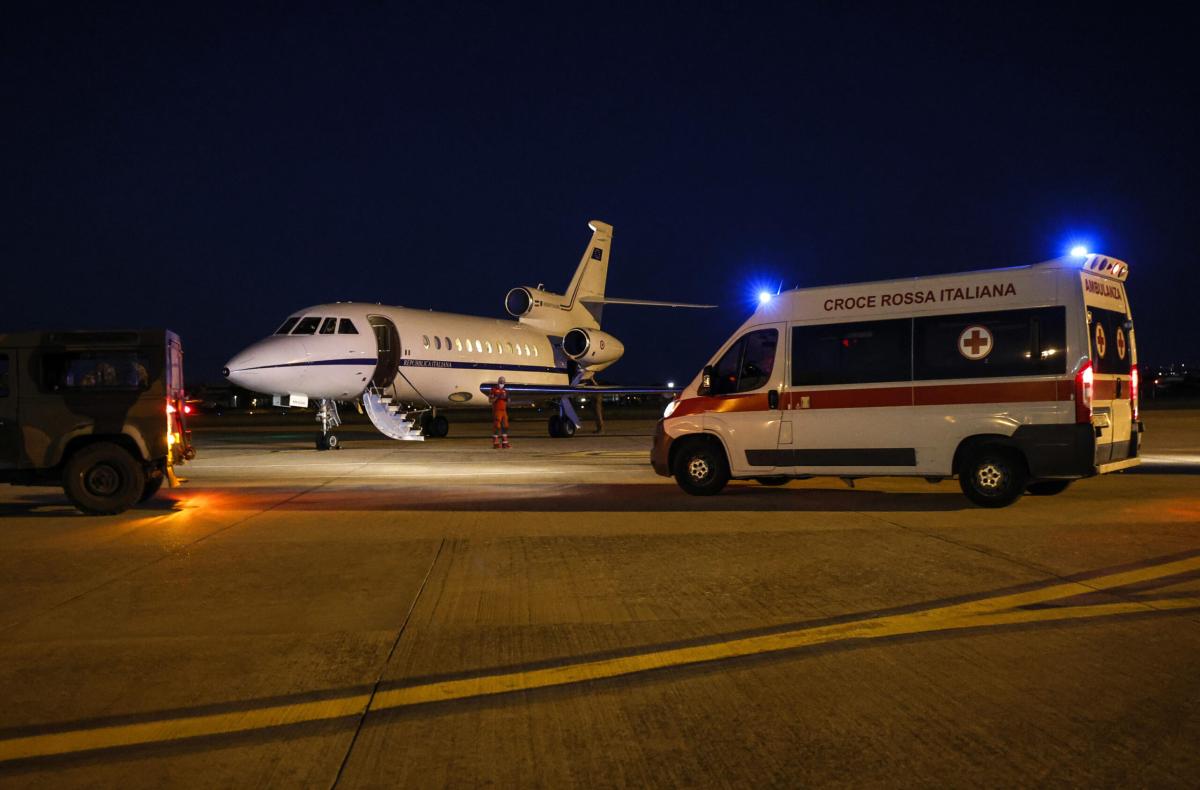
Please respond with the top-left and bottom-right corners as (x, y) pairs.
(651, 254), (1141, 506)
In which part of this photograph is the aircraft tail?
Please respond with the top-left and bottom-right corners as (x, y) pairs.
(563, 220), (613, 326)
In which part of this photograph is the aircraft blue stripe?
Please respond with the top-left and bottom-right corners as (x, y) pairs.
(235, 358), (377, 371)
(401, 359), (565, 375)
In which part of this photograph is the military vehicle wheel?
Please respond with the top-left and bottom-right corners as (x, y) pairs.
(1026, 479), (1072, 496)
(139, 476), (164, 503)
(959, 445), (1027, 508)
(63, 442), (146, 515)
(673, 441), (730, 496)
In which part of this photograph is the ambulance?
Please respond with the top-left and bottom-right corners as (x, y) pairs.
(651, 253), (1141, 506)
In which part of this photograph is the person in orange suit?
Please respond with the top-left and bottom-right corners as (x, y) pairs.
(489, 376), (510, 448)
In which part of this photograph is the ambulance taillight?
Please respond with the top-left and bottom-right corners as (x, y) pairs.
(1074, 360), (1094, 424)
(1130, 364), (1140, 422)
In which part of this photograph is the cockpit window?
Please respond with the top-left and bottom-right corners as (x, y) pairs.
(292, 317), (321, 335)
(275, 317), (300, 335)
(338, 319), (359, 335)
(319, 317), (338, 335)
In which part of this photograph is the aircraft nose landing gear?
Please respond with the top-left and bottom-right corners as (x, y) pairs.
(316, 399), (342, 450)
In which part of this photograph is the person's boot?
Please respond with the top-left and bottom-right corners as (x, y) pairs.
(501, 435), (511, 449)
(493, 436), (500, 449)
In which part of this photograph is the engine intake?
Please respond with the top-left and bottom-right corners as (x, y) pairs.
(505, 287), (534, 317)
(562, 328), (624, 369)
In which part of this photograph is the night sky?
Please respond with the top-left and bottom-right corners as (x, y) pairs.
(3, 3), (1195, 386)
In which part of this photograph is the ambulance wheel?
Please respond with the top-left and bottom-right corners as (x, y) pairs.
(673, 441), (729, 496)
(755, 477), (789, 486)
(139, 476), (164, 503)
(1026, 479), (1072, 496)
(63, 442), (146, 515)
(959, 446), (1027, 508)
(429, 416), (449, 438)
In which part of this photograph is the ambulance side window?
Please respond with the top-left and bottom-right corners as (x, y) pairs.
(913, 306), (1067, 380)
(792, 319), (911, 385)
(710, 329), (777, 395)
(1088, 307), (1133, 375)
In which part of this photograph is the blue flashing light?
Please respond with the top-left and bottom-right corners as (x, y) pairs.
(758, 291), (772, 305)
(1070, 245), (1089, 257)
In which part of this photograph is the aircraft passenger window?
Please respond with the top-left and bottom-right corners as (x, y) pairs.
(533, 346), (539, 357)
(444, 337), (451, 350)
(515, 343), (523, 356)
(292, 317), (321, 335)
(0, 354), (8, 397)
(435, 336), (442, 350)
(524, 344), (531, 356)
(486, 341), (493, 354)
(338, 319), (359, 335)
(455, 338), (462, 351)
(507, 342), (514, 355)
(474, 339), (483, 353)
(422, 335), (430, 349)
(275, 317), (300, 335)
(319, 318), (338, 335)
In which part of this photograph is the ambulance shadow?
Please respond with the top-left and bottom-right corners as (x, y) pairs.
(1124, 463), (1200, 475)
(264, 483), (971, 512)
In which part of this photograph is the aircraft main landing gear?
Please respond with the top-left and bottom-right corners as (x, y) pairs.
(315, 399), (342, 451)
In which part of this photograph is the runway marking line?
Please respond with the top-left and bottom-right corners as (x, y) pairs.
(2, 553), (1199, 764)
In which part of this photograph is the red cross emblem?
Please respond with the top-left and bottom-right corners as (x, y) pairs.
(1115, 327), (1126, 360)
(958, 325), (993, 360)
(1094, 324), (1107, 357)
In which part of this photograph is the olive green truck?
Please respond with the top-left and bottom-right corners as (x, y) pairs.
(0, 330), (195, 514)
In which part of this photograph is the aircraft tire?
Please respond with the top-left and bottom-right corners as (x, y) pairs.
(548, 416), (563, 438)
(560, 418), (577, 438)
(327, 434), (339, 450)
(63, 442), (146, 515)
(430, 415), (449, 438)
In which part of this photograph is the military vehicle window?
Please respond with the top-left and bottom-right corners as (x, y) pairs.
(792, 319), (911, 385)
(319, 317), (338, 335)
(338, 319), (359, 335)
(0, 354), (9, 397)
(42, 351), (151, 391)
(275, 317), (300, 335)
(292, 317), (321, 335)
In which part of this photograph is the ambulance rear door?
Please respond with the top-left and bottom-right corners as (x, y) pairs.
(1080, 261), (1136, 465)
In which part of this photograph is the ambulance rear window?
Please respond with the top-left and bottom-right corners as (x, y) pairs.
(1089, 308), (1133, 375)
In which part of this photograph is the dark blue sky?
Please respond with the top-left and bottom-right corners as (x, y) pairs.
(3, 2), (1195, 384)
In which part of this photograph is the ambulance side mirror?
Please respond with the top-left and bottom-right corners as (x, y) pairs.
(699, 365), (714, 396)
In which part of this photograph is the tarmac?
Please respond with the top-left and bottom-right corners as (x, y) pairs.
(0, 409), (1198, 788)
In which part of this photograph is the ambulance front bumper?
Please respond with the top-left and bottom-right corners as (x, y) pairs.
(650, 420), (672, 477)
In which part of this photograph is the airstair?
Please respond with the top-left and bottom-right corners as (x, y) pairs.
(362, 387), (426, 441)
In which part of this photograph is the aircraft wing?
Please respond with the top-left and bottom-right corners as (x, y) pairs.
(579, 296), (716, 308)
(479, 383), (678, 397)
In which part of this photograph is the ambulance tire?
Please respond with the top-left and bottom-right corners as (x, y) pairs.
(673, 441), (730, 496)
(1026, 480), (1072, 496)
(959, 445), (1027, 508)
(63, 442), (146, 515)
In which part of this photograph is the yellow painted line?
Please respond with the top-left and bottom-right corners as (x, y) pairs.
(0, 694), (370, 763)
(2, 555), (1198, 763)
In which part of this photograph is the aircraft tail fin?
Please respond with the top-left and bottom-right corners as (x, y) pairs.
(563, 220), (613, 325)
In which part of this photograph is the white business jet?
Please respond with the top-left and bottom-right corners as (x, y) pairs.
(223, 220), (712, 448)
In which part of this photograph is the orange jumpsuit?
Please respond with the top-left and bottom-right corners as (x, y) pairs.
(489, 385), (509, 448)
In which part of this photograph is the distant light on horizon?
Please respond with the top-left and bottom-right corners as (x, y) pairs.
(667, 380), (676, 388)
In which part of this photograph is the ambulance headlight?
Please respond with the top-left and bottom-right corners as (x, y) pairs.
(663, 399), (680, 419)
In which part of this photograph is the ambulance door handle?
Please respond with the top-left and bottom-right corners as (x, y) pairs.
(768, 390), (779, 410)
